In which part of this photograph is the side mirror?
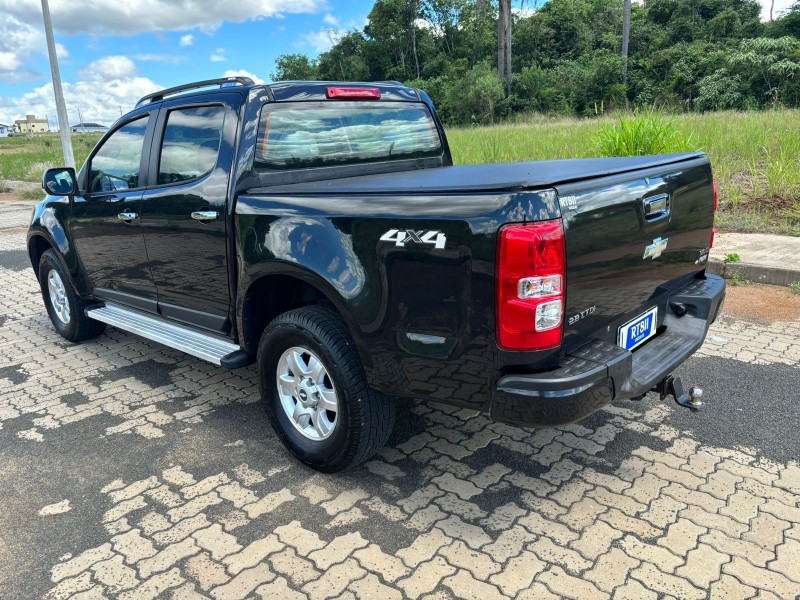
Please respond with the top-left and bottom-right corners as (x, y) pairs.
(42, 167), (77, 196)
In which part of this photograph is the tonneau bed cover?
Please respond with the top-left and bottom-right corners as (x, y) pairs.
(250, 153), (705, 195)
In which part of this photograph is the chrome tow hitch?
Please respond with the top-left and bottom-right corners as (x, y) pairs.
(655, 375), (704, 412)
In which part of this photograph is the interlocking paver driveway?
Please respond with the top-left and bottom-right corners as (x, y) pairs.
(1, 198), (799, 599)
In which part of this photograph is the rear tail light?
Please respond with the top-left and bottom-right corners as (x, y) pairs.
(497, 220), (566, 350)
(711, 179), (718, 248)
(326, 87), (381, 99)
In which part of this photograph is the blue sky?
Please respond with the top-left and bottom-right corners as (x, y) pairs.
(0, 0), (373, 126)
(0, 0), (791, 128)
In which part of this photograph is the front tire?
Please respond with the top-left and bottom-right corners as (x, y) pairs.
(38, 249), (106, 342)
(257, 305), (395, 472)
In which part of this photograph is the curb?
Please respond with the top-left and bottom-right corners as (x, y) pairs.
(707, 260), (800, 287)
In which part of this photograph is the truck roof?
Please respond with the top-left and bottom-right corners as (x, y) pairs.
(135, 77), (420, 108)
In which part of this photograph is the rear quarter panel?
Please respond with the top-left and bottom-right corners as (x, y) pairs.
(235, 191), (561, 410)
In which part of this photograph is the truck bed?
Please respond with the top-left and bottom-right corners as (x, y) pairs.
(249, 153), (706, 194)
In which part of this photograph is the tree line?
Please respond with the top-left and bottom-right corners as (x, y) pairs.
(272, 0), (800, 124)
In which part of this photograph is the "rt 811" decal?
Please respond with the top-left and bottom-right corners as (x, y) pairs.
(380, 229), (447, 249)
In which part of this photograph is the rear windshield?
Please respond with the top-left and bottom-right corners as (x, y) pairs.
(254, 101), (442, 171)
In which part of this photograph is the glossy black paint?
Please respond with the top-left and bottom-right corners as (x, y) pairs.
(138, 97), (242, 328)
(557, 156), (716, 353)
(28, 79), (722, 425)
(492, 275), (725, 426)
(235, 191), (561, 410)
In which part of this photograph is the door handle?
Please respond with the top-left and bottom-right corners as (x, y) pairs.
(191, 210), (219, 221)
(117, 212), (138, 221)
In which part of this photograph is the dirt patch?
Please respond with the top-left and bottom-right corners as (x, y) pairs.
(721, 283), (800, 324)
(0, 193), (20, 202)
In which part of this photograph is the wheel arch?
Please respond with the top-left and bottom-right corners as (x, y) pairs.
(27, 232), (54, 277)
(27, 229), (91, 296)
(238, 268), (368, 365)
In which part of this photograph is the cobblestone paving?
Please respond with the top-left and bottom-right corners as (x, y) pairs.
(1, 200), (799, 599)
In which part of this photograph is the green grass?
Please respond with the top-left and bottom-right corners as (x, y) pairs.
(3, 112), (800, 234)
(0, 134), (100, 183)
(449, 110), (800, 235)
(593, 110), (694, 157)
(730, 272), (751, 286)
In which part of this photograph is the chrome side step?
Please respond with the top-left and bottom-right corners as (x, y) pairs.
(86, 303), (241, 366)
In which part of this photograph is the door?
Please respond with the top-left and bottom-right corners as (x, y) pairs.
(70, 112), (158, 311)
(139, 103), (232, 333)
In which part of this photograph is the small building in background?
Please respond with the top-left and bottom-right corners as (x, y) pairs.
(0, 124), (8, 138)
(14, 115), (49, 134)
(71, 122), (108, 134)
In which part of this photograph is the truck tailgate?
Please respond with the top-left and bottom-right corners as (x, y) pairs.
(557, 155), (715, 352)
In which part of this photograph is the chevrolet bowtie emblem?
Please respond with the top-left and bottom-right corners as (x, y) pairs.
(643, 237), (669, 260)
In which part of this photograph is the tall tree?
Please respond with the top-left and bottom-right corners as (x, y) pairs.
(622, 0), (631, 83)
(271, 54), (318, 81)
(497, 0), (512, 94)
(366, 0), (421, 79)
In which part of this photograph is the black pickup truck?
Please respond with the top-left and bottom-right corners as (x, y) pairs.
(29, 77), (724, 471)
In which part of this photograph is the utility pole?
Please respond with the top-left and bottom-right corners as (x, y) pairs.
(41, 0), (74, 168)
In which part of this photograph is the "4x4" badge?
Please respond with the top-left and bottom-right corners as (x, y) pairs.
(380, 229), (447, 249)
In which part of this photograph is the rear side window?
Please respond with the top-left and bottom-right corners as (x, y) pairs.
(254, 102), (442, 171)
(158, 105), (225, 185)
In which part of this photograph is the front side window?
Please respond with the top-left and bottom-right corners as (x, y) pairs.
(254, 102), (443, 171)
(158, 105), (225, 185)
(89, 115), (149, 192)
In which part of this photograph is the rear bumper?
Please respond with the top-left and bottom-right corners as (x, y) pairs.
(490, 274), (726, 427)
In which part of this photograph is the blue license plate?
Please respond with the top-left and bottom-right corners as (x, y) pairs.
(617, 306), (658, 351)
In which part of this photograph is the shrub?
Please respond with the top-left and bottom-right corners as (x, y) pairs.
(593, 109), (695, 156)
(443, 62), (505, 125)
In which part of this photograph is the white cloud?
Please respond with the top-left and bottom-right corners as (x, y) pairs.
(414, 18), (440, 34)
(298, 28), (345, 53)
(0, 13), (75, 83)
(134, 53), (185, 65)
(0, 0), (327, 36)
(0, 51), (21, 71)
(210, 48), (227, 63)
(0, 13), (45, 82)
(759, 0), (794, 20)
(323, 13), (339, 26)
(511, 6), (537, 18)
(179, 33), (194, 47)
(223, 69), (265, 85)
(0, 75), (162, 129)
(81, 56), (137, 80)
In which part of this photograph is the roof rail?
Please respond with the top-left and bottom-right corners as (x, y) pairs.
(135, 76), (255, 108)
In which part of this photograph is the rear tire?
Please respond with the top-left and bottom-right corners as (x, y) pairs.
(257, 305), (395, 472)
(38, 249), (106, 342)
